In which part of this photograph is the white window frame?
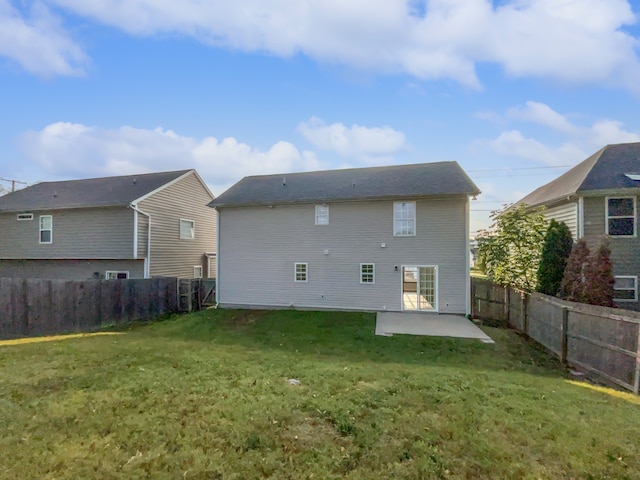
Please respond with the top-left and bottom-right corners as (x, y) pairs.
(17, 213), (33, 221)
(360, 263), (375, 284)
(39, 215), (53, 244)
(294, 262), (308, 283)
(194, 266), (203, 279)
(180, 218), (196, 240)
(613, 275), (638, 302)
(106, 271), (129, 280)
(606, 196), (636, 237)
(393, 201), (416, 237)
(315, 204), (329, 225)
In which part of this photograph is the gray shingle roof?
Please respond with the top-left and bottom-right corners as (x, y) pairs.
(209, 161), (480, 208)
(0, 170), (192, 212)
(517, 143), (640, 207)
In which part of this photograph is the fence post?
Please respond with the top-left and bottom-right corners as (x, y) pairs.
(522, 293), (529, 335)
(561, 307), (569, 365)
(634, 324), (640, 395)
(505, 287), (511, 327)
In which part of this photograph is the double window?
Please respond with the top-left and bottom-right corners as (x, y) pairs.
(315, 205), (329, 225)
(180, 219), (195, 239)
(613, 276), (637, 302)
(39, 215), (52, 244)
(106, 271), (129, 280)
(606, 197), (636, 236)
(394, 202), (416, 236)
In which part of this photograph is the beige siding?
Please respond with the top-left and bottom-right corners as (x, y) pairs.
(0, 207), (134, 260)
(0, 259), (144, 279)
(138, 171), (216, 278)
(217, 197), (469, 313)
(136, 213), (149, 258)
(583, 195), (640, 311)
(544, 202), (578, 238)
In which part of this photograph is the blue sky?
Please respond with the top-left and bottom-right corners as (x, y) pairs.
(1, 0), (640, 233)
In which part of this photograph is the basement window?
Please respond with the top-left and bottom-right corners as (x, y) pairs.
(613, 276), (637, 302)
(106, 271), (129, 280)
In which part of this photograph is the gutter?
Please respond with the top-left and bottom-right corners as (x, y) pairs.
(129, 203), (151, 278)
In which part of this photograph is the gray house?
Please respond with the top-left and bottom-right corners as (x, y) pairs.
(210, 162), (480, 314)
(0, 169), (216, 280)
(517, 142), (640, 309)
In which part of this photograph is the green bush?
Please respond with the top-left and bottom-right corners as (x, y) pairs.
(536, 220), (574, 296)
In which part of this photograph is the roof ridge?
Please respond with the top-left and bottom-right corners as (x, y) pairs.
(32, 169), (193, 185)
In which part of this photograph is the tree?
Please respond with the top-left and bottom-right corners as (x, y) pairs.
(536, 220), (574, 296)
(476, 204), (546, 291)
(559, 239), (590, 302)
(583, 238), (615, 307)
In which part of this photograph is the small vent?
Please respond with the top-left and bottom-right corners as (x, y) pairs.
(17, 213), (33, 221)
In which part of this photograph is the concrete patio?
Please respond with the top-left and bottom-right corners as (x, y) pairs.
(375, 312), (494, 343)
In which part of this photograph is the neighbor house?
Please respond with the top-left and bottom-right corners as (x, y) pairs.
(0, 169), (216, 280)
(516, 142), (640, 309)
(210, 162), (480, 314)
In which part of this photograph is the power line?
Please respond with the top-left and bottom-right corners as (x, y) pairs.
(0, 177), (27, 192)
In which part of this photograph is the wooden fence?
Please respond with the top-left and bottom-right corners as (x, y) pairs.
(0, 277), (181, 340)
(471, 277), (640, 394)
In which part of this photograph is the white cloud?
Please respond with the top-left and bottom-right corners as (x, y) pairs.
(297, 117), (406, 162)
(6, 0), (632, 91)
(19, 122), (323, 194)
(0, 0), (87, 76)
(487, 101), (640, 166)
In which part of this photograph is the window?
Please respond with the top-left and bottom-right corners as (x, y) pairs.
(17, 213), (33, 221)
(360, 263), (375, 284)
(106, 271), (129, 279)
(39, 215), (52, 244)
(294, 262), (308, 282)
(180, 219), (195, 239)
(614, 276), (637, 302)
(606, 197), (636, 236)
(194, 266), (203, 279)
(315, 205), (329, 225)
(394, 202), (416, 236)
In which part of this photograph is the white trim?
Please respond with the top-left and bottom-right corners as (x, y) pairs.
(133, 208), (138, 258)
(294, 262), (308, 282)
(129, 203), (151, 278)
(215, 211), (220, 303)
(194, 265), (203, 279)
(360, 263), (375, 284)
(605, 196), (637, 237)
(465, 196), (471, 315)
(106, 270), (130, 279)
(401, 265), (438, 312)
(614, 275), (638, 302)
(315, 204), (329, 225)
(578, 196), (584, 238)
(16, 213), (33, 221)
(393, 201), (416, 237)
(180, 218), (196, 240)
(39, 215), (53, 244)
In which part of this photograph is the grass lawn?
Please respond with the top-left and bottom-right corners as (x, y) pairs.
(1, 309), (639, 479)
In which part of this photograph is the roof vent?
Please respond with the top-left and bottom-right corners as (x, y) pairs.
(282, 177), (286, 186)
(133, 178), (137, 185)
(352, 181), (356, 187)
(53, 191), (57, 198)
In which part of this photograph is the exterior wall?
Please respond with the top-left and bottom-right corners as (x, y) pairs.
(138, 171), (216, 278)
(0, 207), (134, 260)
(136, 212), (149, 258)
(544, 202), (578, 238)
(0, 259), (144, 279)
(217, 197), (469, 313)
(583, 195), (640, 311)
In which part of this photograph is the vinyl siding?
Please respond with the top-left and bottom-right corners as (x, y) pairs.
(583, 195), (640, 311)
(138, 171), (216, 278)
(0, 259), (144, 279)
(136, 213), (149, 258)
(217, 197), (469, 313)
(0, 207), (134, 259)
(544, 202), (578, 238)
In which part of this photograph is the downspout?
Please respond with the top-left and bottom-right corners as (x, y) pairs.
(129, 203), (151, 278)
(465, 196), (471, 317)
(215, 207), (220, 305)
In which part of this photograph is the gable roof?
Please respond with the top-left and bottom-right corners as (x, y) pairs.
(210, 161), (480, 208)
(0, 170), (193, 212)
(518, 142), (640, 207)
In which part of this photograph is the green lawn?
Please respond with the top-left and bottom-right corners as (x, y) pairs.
(1, 309), (639, 479)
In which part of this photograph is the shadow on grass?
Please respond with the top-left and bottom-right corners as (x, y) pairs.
(134, 308), (566, 379)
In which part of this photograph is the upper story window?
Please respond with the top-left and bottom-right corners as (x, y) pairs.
(315, 205), (329, 225)
(39, 215), (52, 244)
(294, 262), (308, 282)
(180, 219), (195, 239)
(394, 201), (416, 236)
(17, 213), (33, 221)
(606, 197), (636, 237)
(360, 263), (375, 284)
